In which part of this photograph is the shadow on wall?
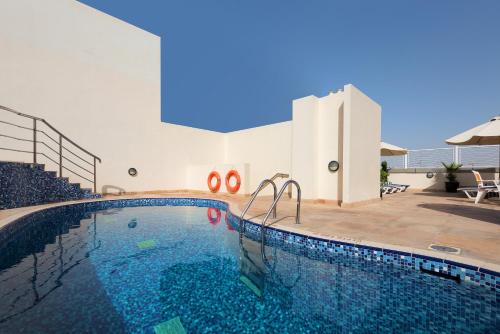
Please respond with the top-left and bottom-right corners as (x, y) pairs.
(101, 185), (126, 195)
(418, 203), (500, 225)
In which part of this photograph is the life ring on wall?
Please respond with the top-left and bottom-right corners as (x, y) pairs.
(207, 208), (221, 225)
(225, 170), (241, 194)
(207, 171), (221, 193)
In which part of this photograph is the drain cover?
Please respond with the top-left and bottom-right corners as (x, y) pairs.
(429, 244), (460, 254)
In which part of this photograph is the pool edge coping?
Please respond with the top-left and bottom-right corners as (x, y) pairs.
(1, 196), (500, 277)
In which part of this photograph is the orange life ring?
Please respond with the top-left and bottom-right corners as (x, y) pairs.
(207, 208), (221, 225)
(225, 169), (241, 194)
(207, 171), (221, 193)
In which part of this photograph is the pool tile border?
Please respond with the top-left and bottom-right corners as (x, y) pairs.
(1, 197), (499, 292)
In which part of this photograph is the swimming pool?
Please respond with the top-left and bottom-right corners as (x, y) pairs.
(0, 198), (498, 333)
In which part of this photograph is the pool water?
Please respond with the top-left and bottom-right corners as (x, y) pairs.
(0, 201), (498, 333)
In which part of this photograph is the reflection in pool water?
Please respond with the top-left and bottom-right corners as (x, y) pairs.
(0, 202), (497, 333)
(128, 218), (138, 229)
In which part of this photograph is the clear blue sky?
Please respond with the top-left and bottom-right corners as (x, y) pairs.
(79, 0), (500, 148)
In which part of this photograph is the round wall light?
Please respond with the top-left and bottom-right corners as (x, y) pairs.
(426, 172), (434, 179)
(328, 160), (340, 172)
(128, 168), (138, 177)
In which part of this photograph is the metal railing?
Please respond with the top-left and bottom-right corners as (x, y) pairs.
(251, 173), (290, 198)
(383, 145), (500, 169)
(0, 105), (101, 192)
(260, 180), (301, 258)
(240, 179), (278, 222)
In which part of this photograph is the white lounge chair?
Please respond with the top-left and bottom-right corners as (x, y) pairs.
(387, 182), (410, 192)
(381, 185), (395, 195)
(381, 182), (408, 195)
(458, 170), (499, 204)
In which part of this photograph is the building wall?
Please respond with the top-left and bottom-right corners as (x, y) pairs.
(160, 124), (225, 191)
(0, 0), (226, 193)
(224, 121), (292, 195)
(291, 96), (319, 199)
(342, 84), (381, 204)
(0, 0), (382, 205)
(289, 86), (381, 204)
(317, 92), (344, 201)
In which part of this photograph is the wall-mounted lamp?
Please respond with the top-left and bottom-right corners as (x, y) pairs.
(128, 168), (138, 177)
(426, 172), (434, 179)
(328, 161), (340, 172)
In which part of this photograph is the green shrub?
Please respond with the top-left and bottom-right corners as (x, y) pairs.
(380, 161), (389, 183)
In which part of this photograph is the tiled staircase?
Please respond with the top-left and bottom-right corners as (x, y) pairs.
(0, 161), (101, 209)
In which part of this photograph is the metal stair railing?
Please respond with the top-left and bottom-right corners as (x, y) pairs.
(0, 105), (102, 192)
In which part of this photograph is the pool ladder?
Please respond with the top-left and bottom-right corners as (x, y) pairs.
(250, 173), (292, 198)
(239, 178), (301, 261)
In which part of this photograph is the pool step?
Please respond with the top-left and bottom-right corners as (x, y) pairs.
(0, 160), (101, 209)
(240, 275), (263, 298)
(154, 316), (186, 334)
(239, 238), (266, 298)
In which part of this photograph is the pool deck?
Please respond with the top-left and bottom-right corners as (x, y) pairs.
(1, 190), (499, 271)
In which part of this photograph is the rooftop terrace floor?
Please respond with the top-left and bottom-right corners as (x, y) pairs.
(1, 191), (499, 270)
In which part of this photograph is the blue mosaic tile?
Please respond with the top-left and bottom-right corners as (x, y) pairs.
(0, 161), (101, 209)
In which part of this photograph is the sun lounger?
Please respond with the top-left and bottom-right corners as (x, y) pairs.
(381, 183), (403, 195)
(460, 171), (500, 204)
(381, 186), (391, 195)
(387, 182), (410, 192)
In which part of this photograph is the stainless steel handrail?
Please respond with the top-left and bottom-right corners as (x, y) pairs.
(251, 173), (288, 196)
(0, 105), (101, 192)
(240, 179), (278, 222)
(260, 180), (301, 257)
(0, 105), (101, 162)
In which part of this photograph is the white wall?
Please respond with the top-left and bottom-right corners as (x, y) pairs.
(159, 124), (225, 191)
(342, 84), (381, 204)
(224, 121), (292, 195)
(0, 0), (157, 191)
(290, 93), (347, 201)
(0, 0), (226, 193)
(317, 92), (344, 201)
(291, 96), (319, 199)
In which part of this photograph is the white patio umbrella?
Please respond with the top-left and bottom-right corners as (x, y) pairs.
(446, 116), (500, 145)
(381, 142), (407, 156)
(446, 115), (500, 168)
